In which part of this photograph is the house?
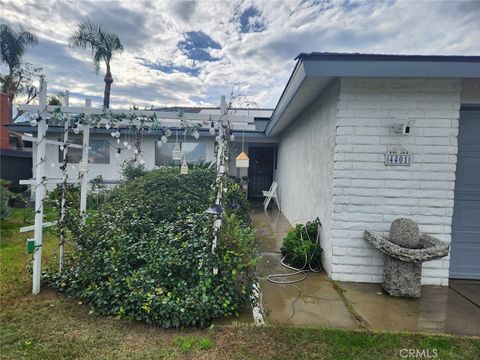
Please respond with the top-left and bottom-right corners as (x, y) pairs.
(8, 53), (480, 285)
(6, 107), (276, 191)
(268, 53), (480, 285)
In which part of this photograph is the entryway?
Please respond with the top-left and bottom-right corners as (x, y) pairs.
(248, 146), (274, 198)
(450, 108), (480, 279)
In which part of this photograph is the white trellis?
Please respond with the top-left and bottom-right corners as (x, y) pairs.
(18, 77), (255, 295)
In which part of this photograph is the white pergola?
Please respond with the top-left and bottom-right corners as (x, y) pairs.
(18, 77), (256, 295)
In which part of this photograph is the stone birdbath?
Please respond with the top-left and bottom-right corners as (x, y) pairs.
(364, 218), (450, 298)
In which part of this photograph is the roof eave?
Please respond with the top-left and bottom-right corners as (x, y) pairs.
(266, 53), (480, 136)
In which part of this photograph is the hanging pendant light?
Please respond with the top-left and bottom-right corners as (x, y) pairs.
(181, 158), (188, 175)
(172, 129), (182, 160)
(236, 151), (249, 168)
(172, 143), (182, 160)
(180, 131), (189, 174)
(236, 127), (249, 168)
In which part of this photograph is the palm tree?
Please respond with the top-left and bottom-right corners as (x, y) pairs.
(0, 24), (39, 118)
(69, 21), (123, 108)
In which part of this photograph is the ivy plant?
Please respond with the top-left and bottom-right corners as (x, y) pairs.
(45, 168), (258, 328)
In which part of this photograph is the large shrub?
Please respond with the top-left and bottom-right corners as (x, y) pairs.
(46, 168), (257, 327)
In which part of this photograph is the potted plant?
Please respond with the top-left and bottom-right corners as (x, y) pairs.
(241, 176), (249, 191)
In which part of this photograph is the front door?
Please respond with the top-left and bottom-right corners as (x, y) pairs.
(450, 109), (480, 279)
(248, 147), (274, 198)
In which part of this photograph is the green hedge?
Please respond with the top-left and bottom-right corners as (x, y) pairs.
(45, 168), (258, 327)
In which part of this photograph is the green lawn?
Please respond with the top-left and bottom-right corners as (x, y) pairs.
(1, 208), (479, 359)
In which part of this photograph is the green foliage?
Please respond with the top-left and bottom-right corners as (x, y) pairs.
(0, 24), (39, 100)
(221, 181), (251, 227)
(45, 168), (258, 328)
(190, 160), (213, 170)
(48, 95), (62, 105)
(199, 337), (213, 350)
(46, 183), (80, 209)
(0, 181), (14, 220)
(172, 335), (214, 353)
(0, 180), (24, 220)
(89, 175), (108, 207)
(120, 159), (147, 181)
(280, 221), (322, 269)
(69, 20), (123, 73)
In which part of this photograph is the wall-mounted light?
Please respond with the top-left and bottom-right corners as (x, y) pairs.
(393, 118), (411, 135)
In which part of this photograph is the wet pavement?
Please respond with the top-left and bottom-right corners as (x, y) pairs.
(449, 279), (480, 307)
(340, 282), (480, 336)
(249, 201), (480, 336)
(251, 203), (357, 328)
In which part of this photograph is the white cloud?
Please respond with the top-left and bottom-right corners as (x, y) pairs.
(1, 0), (478, 110)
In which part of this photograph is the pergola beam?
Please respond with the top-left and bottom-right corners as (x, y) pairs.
(17, 104), (255, 123)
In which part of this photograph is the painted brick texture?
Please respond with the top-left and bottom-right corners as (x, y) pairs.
(331, 77), (462, 286)
(274, 81), (339, 275)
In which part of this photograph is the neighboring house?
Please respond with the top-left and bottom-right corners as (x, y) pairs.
(0, 92), (33, 187)
(7, 53), (480, 285)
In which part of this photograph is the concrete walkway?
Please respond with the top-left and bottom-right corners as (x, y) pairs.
(251, 202), (480, 336)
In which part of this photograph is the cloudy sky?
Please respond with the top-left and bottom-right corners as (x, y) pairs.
(1, 0), (479, 109)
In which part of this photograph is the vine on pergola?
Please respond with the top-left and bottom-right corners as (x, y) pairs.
(19, 77), (255, 294)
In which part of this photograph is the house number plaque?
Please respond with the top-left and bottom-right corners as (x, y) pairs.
(385, 148), (411, 166)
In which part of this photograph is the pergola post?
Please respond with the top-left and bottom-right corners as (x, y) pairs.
(79, 98), (91, 218)
(59, 90), (70, 272)
(18, 78), (256, 293)
(211, 96), (229, 276)
(32, 77), (47, 294)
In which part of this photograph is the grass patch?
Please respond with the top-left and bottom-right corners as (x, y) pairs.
(1, 208), (479, 359)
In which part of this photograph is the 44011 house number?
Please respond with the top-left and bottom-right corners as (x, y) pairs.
(385, 148), (411, 166)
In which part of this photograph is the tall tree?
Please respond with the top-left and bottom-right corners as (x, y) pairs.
(0, 24), (39, 119)
(69, 21), (123, 108)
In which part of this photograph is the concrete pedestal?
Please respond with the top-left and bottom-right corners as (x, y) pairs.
(383, 256), (422, 298)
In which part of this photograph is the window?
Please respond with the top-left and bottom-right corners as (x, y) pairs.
(155, 142), (207, 166)
(59, 139), (110, 164)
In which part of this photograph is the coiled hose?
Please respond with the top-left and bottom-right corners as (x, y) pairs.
(267, 218), (322, 285)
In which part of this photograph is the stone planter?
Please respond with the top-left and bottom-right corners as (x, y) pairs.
(365, 218), (450, 298)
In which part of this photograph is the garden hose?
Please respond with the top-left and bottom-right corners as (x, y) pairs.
(267, 219), (322, 285)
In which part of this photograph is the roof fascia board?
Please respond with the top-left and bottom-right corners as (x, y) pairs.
(302, 58), (480, 78)
(265, 61), (307, 135)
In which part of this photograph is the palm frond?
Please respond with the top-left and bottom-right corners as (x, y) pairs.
(69, 20), (123, 73)
(0, 24), (38, 71)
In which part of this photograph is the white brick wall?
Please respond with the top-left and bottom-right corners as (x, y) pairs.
(330, 77), (462, 286)
(274, 81), (339, 275)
